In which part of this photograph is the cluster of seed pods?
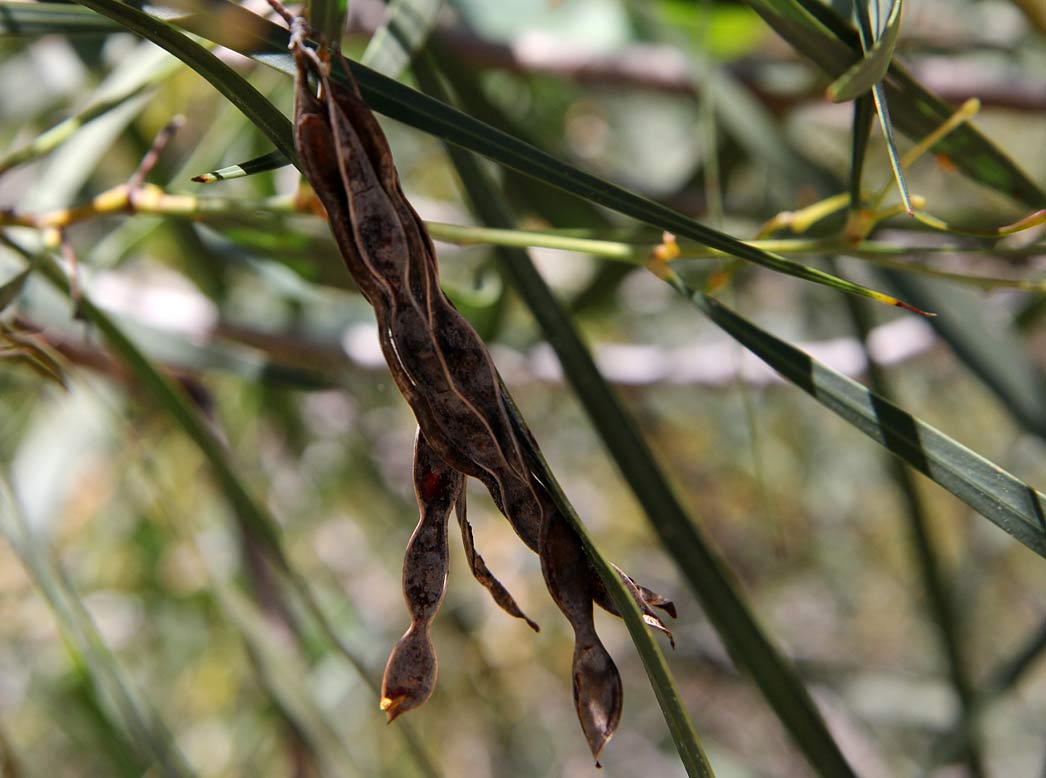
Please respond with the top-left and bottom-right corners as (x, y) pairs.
(283, 15), (674, 762)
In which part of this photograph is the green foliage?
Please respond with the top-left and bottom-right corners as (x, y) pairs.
(1, 1), (1045, 776)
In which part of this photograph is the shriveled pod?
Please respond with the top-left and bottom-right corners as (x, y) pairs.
(380, 432), (462, 721)
(304, 41), (547, 552)
(276, 6), (676, 760)
(456, 494), (539, 632)
(594, 567), (676, 646)
(540, 509), (622, 763)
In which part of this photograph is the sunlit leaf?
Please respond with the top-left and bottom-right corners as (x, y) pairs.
(827, 0), (903, 102)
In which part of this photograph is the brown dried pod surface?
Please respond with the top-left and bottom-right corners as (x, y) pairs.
(380, 432), (459, 721)
(282, 13), (674, 761)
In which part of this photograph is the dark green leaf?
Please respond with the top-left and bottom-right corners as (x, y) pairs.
(743, 0), (1045, 208)
(362, 0), (444, 78)
(879, 270), (1046, 440)
(191, 149), (291, 183)
(72, 0), (296, 163)
(0, 262), (35, 312)
(670, 281), (1046, 559)
(827, 0), (903, 102)
(94, 0), (916, 309)
(0, 1), (120, 35)
(413, 56), (858, 778)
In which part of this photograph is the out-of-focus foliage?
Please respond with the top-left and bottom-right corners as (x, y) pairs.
(1, 0), (1045, 777)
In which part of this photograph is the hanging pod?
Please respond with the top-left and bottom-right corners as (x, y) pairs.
(280, 8), (674, 761)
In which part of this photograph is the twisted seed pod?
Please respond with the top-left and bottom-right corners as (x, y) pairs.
(456, 493), (539, 632)
(541, 510), (622, 763)
(287, 20), (674, 759)
(380, 432), (462, 721)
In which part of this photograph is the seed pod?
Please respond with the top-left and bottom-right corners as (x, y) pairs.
(282, 12), (674, 758)
(540, 509), (622, 763)
(456, 493), (539, 632)
(380, 432), (461, 721)
(610, 568), (675, 648)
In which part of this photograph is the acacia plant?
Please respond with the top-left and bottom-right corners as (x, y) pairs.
(0, 0), (1044, 776)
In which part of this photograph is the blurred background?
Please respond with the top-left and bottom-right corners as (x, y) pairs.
(1, 0), (1045, 776)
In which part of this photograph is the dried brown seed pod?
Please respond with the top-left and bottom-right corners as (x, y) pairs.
(282, 10), (673, 759)
(456, 495), (539, 632)
(540, 510), (622, 763)
(380, 432), (461, 721)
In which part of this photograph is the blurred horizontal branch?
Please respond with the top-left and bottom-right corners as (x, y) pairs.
(345, 0), (1046, 112)
(18, 273), (938, 390)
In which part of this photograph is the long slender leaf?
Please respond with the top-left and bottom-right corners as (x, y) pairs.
(0, 1), (120, 35)
(91, 0), (919, 312)
(871, 80), (913, 213)
(743, 0), (1045, 208)
(660, 273), (1046, 559)
(71, 0), (296, 163)
(191, 149), (290, 183)
(413, 56), (859, 778)
(0, 478), (195, 778)
(362, 0), (444, 78)
(878, 270), (1046, 440)
(848, 95), (875, 206)
(827, 0), (903, 102)
(0, 260), (36, 312)
(413, 59), (716, 778)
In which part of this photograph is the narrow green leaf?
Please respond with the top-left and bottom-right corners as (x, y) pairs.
(306, 0), (346, 44)
(70, 0), (296, 164)
(0, 478), (195, 778)
(362, 0), (444, 78)
(848, 95), (875, 206)
(413, 57), (859, 778)
(827, 0), (903, 102)
(0, 261), (35, 312)
(871, 81), (913, 213)
(664, 274), (1046, 559)
(878, 270), (1046, 440)
(191, 149), (291, 183)
(85, 0), (918, 311)
(743, 0), (1045, 208)
(0, 1), (120, 35)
